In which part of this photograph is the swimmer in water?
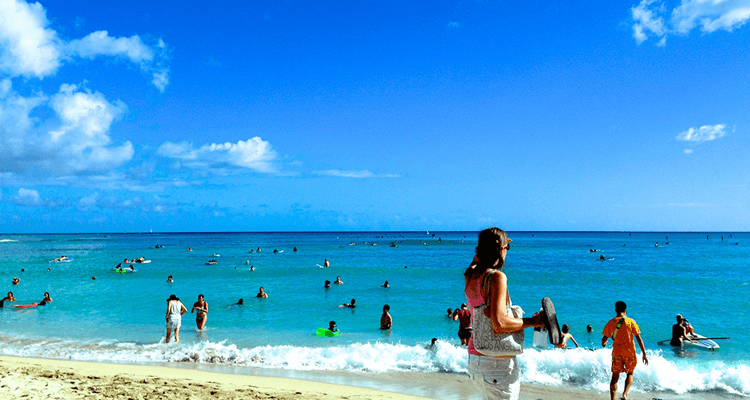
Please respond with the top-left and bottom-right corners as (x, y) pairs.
(328, 321), (338, 332)
(324, 280), (331, 288)
(561, 324), (579, 348)
(338, 299), (356, 308)
(324, 259), (330, 268)
(42, 292), (53, 303)
(382, 280), (390, 288)
(256, 286), (268, 298)
(192, 294), (208, 330)
(334, 276), (343, 284)
(250, 266), (255, 271)
(12, 277), (20, 285)
(446, 308), (453, 317)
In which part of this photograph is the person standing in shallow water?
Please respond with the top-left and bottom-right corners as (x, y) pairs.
(192, 294), (208, 330)
(602, 301), (648, 400)
(165, 294), (187, 343)
(464, 228), (546, 400)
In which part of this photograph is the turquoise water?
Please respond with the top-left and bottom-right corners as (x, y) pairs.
(0, 231), (747, 396)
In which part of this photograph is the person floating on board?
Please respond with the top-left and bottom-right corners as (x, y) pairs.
(328, 321), (338, 332)
(602, 301), (648, 400)
(670, 314), (696, 346)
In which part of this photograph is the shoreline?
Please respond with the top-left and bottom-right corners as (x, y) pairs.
(0, 356), (743, 400)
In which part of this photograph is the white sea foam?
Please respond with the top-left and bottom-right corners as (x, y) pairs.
(0, 336), (747, 396)
(0, 239), (18, 243)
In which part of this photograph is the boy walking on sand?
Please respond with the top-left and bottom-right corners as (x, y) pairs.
(602, 301), (648, 400)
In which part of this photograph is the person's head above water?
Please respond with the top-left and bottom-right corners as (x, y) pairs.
(561, 324), (570, 333)
(237, 298), (244, 305)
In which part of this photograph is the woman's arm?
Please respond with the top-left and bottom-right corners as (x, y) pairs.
(487, 272), (543, 333)
(180, 303), (188, 315)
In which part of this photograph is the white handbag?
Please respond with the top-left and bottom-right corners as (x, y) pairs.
(472, 270), (525, 356)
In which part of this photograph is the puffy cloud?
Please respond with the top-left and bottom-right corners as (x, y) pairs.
(631, 0), (750, 45)
(11, 188), (41, 206)
(314, 170), (401, 178)
(675, 124), (726, 142)
(157, 137), (278, 173)
(0, 81), (133, 175)
(632, 0), (667, 45)
(0, 0), (62, 78)
(0, 0), (169, 90)
(683, 148), (694, 154)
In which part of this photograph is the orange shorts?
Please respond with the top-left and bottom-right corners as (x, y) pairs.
(611, 355), (637, 373)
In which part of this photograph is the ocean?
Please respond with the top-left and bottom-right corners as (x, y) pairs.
(0, 231), (747, 398)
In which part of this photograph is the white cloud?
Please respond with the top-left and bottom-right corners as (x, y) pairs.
(632, 0), (667, 45)
(11, 188), (41, 206)
(0, 0), (62, 78)
(157, 137), (278, 173)
(314, 170), (401, 178)
(676, 124), (726, 142)
(683, 148), (694, 154)
(631, 0), (750, 45)
(447, 21), (460, 29)
(0, 0), (169, 89)
(0, 81), (134, 175)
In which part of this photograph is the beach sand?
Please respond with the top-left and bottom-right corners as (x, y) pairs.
(0, 355), (741, 400)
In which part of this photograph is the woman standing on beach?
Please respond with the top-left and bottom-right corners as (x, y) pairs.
(165, 294), (187, 343)
(464, 228), (544, 400)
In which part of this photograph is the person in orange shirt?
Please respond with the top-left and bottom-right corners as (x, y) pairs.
(602, 301), (648, 400)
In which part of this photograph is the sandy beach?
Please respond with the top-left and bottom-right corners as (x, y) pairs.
(0, 355), (742, 400)
(0, 356), (427, 400)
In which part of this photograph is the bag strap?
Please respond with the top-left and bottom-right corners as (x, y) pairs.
(611, 318), (625, 340)
(480, 269), (512, 311)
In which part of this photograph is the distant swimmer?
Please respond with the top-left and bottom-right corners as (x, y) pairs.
(42, 292), (53, 303)
(561, 324), (579, 348)
(334, 276), (343, 284)
(587, 324), (593, 333)
(426, 338), (438, 350)
(256, 286), (268, 298)
(380, 304), (392, 330)
(382, 280), (390, 288)
(167, 275), (174, 282)
(600, 255), (606, 260)
(3, 292), (17, 302)
(293, 246), (297, 252)
(250, 266), (255, 271)
(246, 260), (250, 264)
(655, 243), (658, 247)
(187, 248), (192, 251)
(12, 277), (19, 285)
(339, 299), (356, 308)
(191, 294), (208, 330)
(328, 321), (339, 332)
(324, 259), (330, 268)
(235, 298), (244, 306)
(446, 308), (453, 318)
(273, 249), (278, 253)
(324, 280), (331, 288)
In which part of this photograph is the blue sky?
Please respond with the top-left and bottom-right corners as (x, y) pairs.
(1, 0), (749, 233)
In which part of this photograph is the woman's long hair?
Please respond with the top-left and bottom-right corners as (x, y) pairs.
(464, 227), (508, 279)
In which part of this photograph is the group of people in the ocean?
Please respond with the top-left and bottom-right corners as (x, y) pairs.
(0, 291), (52, 307)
